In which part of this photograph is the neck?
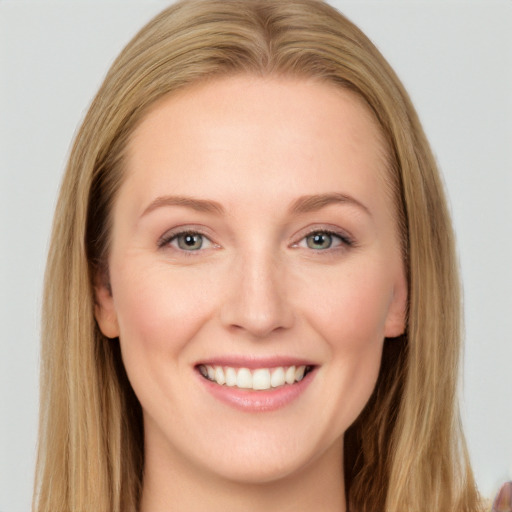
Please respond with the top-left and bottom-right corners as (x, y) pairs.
(139, 433), (346, 512)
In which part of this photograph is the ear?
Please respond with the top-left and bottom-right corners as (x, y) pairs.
(384, 267), (408, 338)
(94, 278), (120, 339)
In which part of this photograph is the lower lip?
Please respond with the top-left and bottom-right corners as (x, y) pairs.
(196, 369), (315, 412)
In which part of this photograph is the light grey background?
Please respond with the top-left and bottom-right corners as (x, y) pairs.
(1, 1), (511, 510)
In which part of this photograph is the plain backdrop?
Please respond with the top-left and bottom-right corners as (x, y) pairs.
(1, 1), (511, 510)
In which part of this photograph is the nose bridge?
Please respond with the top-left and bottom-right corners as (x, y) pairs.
(221, 244), (293, 338)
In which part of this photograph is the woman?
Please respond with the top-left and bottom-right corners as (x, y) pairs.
(34, 1), (485, 511)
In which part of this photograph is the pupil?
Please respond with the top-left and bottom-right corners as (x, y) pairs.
(178, 233), (202, 250)
(309, 233), (331, 249)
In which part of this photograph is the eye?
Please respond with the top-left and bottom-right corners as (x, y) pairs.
(297, 230), (351, 251)
(159, 230), (215, 252)
(307, 232), (335, 250)
(174, 232), (205, 250)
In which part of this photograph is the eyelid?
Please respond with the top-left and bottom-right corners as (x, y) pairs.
(157, 225), (218, 251)
(291, 226), (355, 250)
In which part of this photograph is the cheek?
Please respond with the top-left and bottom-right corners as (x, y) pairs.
(293, 262), (392, 426)
(108, 259), (225, 425)
(110, 259), (217, 363)
(299, 262), (394, 349)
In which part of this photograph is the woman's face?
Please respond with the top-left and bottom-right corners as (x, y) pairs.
(95, 75), (407, 484)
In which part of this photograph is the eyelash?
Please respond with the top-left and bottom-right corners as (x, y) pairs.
(157, 229), (214, 253)
(157, 228), (354, 254)
(295, 229), (354, 251)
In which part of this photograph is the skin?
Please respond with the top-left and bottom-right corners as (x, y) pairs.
(95, 75), (407, 512)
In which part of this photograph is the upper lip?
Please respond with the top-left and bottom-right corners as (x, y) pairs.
(194, 356), (317, 369)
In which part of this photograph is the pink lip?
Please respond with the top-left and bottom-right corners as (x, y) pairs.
(195, 365), (316, 412)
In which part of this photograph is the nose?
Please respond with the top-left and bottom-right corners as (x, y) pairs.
(219, 250), (294, 339)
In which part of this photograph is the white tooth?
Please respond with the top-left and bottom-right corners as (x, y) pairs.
(295, 365), (306, 382)
(252, 369), (271, 390)
(214, 366), (225, 385)
(237, 368), (253, 389)
(271, 367), (285, 388)
(206, 365), (215, 380)
(285, 366), (296, 385)
(225, 367), (237, 387)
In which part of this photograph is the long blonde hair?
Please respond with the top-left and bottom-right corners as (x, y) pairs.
(35, 1), (482, 511)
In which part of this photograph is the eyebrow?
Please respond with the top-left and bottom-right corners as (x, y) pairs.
(289, 193), (371, 216)
(141, 192), (370, 218)
(141, 195), (225, 217)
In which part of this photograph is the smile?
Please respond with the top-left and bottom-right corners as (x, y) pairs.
(197, 364), (314, 391)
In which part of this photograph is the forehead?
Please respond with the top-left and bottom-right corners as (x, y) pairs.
(121, 75), (393, 218)
(130, 74), (387, 155)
